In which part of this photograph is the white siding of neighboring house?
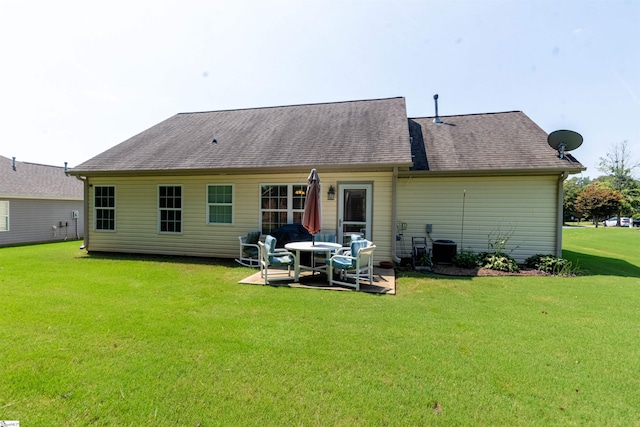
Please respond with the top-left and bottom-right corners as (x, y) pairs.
(396, 175), (560, 263)
(86, 171), (394, 264)
(0, 198), (84, 246)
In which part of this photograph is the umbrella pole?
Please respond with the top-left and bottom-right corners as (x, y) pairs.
(311, 234), (315, 275)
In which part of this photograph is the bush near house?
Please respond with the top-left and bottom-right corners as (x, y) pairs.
(479, 251), (520, 272)
(451, 248), (482, 268)
(525, 254), (577, 275)
(452, 249), (521, 273)
(452, 250), (576, 275)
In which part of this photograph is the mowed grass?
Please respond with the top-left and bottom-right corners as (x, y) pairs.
(0, 228), (639, 426)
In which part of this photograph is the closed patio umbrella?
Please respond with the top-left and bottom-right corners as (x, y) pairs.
(302, 168), (322, 242)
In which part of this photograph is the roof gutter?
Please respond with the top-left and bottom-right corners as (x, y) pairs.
(67, 162), (414, 178)
(398, 166), (586, 178)
(0, 194), (82, 201)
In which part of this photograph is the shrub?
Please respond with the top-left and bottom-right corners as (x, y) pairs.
(524, 254), (552, 269)
(453, 249), (482, 268)
(525, 254), (577, 276)
(481, 252), (520, 273)
(482, 226), (520, 272)
(417, 251), (432, 267)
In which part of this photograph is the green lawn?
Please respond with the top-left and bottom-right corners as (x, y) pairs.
(1, 228), (639, 426)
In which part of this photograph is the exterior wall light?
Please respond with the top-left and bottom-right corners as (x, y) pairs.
(327, 185), (335, 200)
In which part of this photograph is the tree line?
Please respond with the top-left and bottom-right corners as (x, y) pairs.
(564, 141), (639, 227)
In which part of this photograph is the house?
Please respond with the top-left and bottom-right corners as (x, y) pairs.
(1, 155), (84, 246)
(399, 111), (584, 262)
(67, 97), (584, 264)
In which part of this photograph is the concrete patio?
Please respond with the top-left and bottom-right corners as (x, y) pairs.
(239, 266), (396, 294)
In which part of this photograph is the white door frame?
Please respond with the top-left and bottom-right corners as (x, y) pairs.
(337, 183), (372, 244)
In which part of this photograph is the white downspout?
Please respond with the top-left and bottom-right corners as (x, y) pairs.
(556, 172), (568, 258)
(74, 175), (89, 249)
(392, 167), (402, 263)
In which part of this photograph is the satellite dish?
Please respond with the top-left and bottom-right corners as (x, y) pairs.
(547, 130), (583, 159)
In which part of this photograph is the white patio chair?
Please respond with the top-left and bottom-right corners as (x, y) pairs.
(235, 231), (261, 267)
(326, 239), (376, 290)
(258, 235), (297, 285)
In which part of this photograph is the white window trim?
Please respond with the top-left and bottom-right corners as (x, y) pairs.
(0, 200), (9, 232)
(206, 184), (234, 226)
(93, 185), (116, 232)
(158, 184), (183, 234)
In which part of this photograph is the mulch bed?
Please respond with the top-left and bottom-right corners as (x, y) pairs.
(431, 264), (551, 277)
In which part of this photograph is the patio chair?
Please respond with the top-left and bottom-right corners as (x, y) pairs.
(235, 231), (261, 267)
(312, 233), (337, 265)
(326, 239), (376, 290)
(342, 233), (364, 245)
(258, 235), (297, 285)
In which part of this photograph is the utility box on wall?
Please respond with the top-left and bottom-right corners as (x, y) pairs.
(72, 210), (79, 219)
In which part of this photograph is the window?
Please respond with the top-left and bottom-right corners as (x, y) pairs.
(260, 184), (306, 234)
(0, 201), (9, 232)
(94, 186), (115, 231)
(159, 185), (182, 233)
(207, 185), (233, 224)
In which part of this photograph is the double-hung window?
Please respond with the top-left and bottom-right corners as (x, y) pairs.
(0, 201), (9, 232)
(207, 184), (233, 224)
(159, 185), (182, 233)
(94, 186), (115, 231)
(260, 184), (306, 234)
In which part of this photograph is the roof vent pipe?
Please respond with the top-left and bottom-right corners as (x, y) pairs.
(433, 94), (443, 124)
(64, 162), (68, 174)
(12, 157), (16, 171)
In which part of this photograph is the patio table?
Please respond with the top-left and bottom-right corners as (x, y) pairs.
(284, 241), (343, 281)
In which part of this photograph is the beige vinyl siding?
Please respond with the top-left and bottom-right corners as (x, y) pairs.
(0, 198), (84, 246)
(86, 171), (394, 264)
(396, 175), (559, 263)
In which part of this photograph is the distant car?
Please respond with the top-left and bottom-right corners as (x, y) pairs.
(633, 217), (640, 227)
(602, 217), (630, 227)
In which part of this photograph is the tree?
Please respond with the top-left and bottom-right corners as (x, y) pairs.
(563, 176), (591, 222)
(597, 140), (640, 225)
(574, 182), (623, 227)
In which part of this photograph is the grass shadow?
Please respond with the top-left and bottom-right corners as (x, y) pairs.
(397, 270), (474, 281)
(563, 249), (640, 278)
(77, 250), (245, 268)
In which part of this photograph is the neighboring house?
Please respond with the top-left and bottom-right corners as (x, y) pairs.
(68, 97), (584, 264)
(1, 155), (84, 246)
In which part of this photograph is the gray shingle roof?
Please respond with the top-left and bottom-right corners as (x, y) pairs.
(409, 111), (585, 173)
(70, 97), (414, 174)
(0, 156), (83, 199)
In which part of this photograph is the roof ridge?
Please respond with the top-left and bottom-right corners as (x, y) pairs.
(0, 155), (65, 169)
(410, 110), (523, 120)
(22, 162), (66, 169)
(178, 96), (406, 115)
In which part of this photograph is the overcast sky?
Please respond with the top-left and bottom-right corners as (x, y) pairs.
(1, 0), (638, 178)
